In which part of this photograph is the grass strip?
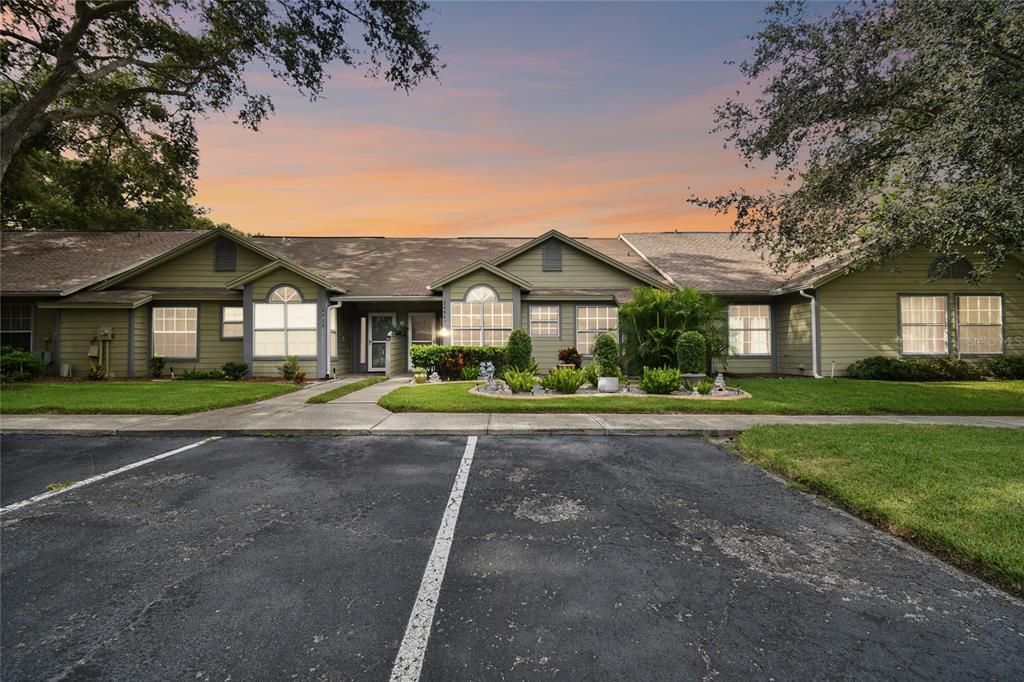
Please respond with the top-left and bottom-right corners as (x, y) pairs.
(0, 381), (298, 415)
(736, 424), (1024, 596)
(377, 377), (1024, 415)
(306, 376), (388, 403)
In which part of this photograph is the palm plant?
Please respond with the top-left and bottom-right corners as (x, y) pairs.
(619, 286), (728, 372)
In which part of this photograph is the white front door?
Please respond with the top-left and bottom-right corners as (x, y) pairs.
(368, 313), (394, 372)
(407, 312), (436, 370)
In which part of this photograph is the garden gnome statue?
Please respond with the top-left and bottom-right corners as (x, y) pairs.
(714, 373), (726, 392)
(479, 361), (496, 385)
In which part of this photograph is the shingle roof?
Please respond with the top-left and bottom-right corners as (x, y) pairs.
(620, 232), (837, 294)
(251, 236), (668, 296)
(0, 230), (203, 294)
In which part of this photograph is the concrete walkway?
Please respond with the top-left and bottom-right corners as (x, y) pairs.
(3, 373), (1022, 435)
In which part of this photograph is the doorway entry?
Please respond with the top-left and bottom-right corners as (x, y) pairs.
(367, 312), (394, 372)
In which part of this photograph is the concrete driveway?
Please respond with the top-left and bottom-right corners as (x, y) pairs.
(2, 435), (1021, 680)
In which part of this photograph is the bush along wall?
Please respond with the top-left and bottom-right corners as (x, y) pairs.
(410, 345), (509, 380)
(845, 355), (1024, 381)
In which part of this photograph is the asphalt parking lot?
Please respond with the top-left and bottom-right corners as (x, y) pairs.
(2, 434), (1022, 680)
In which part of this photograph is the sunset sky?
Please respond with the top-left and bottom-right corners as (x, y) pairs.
(194, 1), (788, 238)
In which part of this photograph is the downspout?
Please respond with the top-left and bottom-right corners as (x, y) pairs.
(798, 289), (823, 378)
(327, 297), (343, 379)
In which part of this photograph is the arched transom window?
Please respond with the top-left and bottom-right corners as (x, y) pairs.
(254, 285), (318, 357)
(450, 285), (512, 346)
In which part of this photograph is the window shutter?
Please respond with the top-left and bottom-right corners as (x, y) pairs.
(542, 241), (562, 271)
(214, 240), (237, 272)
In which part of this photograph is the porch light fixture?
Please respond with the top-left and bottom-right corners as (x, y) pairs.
(438, 326), (450, 337)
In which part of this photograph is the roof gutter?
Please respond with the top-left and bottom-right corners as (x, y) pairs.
(798, 289), (823, 378)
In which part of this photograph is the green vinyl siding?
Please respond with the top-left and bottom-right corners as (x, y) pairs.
(120, 240), (270, 289)
(337, 305), (354, 375)
(448, 269), (517, 300)
(520, 301), (577, 371)
(501, 242), (646, 289)
(58, 309), (130, 378)
(252, 358), (316, 378)
(388, 331), (407, 377)
(817, 248), (1024, 375)
(33, 304), (58, 363)
(775, 294), (813, 376)
(250, 269), (319, 301)
(133, 308), (149, 376)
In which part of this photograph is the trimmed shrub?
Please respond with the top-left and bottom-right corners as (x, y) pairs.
(558, 347), (582, 368)
(676, 331), (706, 374)
(149, 355), (166, 378)
(409, 345), (509, 379)
(278, 356), (300, 381)
(639, 366), (682, 394)
(222, 361), (248, 380)
(981, 356), (1024, 380)
(503, 368), (536, 393)
(182, 368), (226, 380)
(541, 366), (586, 394)
(506, 329), (533, 371)
(592, 333), (620, 377)
(846, 356), (983, 381)
(0, 346), (45, 382)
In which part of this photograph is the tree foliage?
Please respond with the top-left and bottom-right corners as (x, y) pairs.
(1, 0), (442, 229)
(691, 0), (1024, 282)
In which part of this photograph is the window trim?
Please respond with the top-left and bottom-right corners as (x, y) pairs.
(253, 284), (318, 359)
(449, 284), (513, 346)
(220, 304), (244, 340)
(897, 294), (950, 357)
(727, 303), (773, 358)
(529, 304), (560, 338)
(955, 292), (1004, 356)
(0, 302), (34, 351)
(574, 304), (618, 357)
(150, 304), (200, 362)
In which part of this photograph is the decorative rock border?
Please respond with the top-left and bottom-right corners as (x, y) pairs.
(469, 384), (752, 401)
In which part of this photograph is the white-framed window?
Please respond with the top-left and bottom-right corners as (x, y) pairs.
(899, 295), (948, 355)
(529, 305), (560, 337)
(728, 304), (771, 356)
(450, 285), (513, 346)
(576, 305), (617, 355)
(221, 306), (243, 339)
(254, 285), (317, 357)
(152, 306), (198, 359)
(957, 295), (1003, 355)
(0, 304), (33, 350)
(329, 308), (338, 358)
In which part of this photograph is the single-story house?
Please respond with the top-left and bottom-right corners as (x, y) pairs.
(1, 227), (1020, 378)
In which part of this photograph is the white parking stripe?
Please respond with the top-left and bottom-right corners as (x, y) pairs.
(0, 437), (220, 515)
(390, 435), (478, 682)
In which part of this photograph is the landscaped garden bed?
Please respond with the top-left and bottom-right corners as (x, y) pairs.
(470, 383), (751, 400)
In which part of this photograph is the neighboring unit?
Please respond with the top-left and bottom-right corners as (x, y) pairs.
(1, 228), (1021, 377)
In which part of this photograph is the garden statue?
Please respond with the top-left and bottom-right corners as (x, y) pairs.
(428, 371), (441, 383)
(478, 361), (496, 384)
(714, 373), (726, 392)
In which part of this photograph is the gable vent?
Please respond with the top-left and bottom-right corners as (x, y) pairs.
(542, 241), (562, 272)
(214, 240), (237, 272)
(928, 256), (972, 279)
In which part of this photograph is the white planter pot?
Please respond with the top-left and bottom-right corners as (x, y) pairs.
(597, 377), (619, 393)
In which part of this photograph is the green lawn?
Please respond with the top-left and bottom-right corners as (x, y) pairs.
(0, 381), (298, 415)
(306, 376), (387, 403)
(378, 377), (1024, 415)
(737, 425), (1024, 595)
